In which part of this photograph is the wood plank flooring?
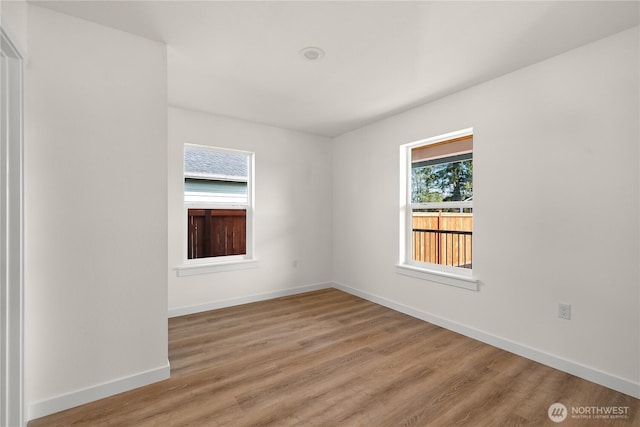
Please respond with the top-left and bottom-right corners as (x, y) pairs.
(29, 288), (639, 426)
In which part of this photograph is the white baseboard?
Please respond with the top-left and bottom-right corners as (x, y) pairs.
(27, 361), (170, 422)
(331, 281), (640, 399)
(168, 282), (334, 318)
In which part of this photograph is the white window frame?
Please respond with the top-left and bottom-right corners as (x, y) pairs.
(397, 128), (478, 291)
(177, 145), (257, 276)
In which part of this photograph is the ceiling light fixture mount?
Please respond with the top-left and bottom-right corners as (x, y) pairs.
(300, 46), (325, 62)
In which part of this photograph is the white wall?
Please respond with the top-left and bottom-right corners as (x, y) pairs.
(168, 107), (333, 314)
(25, 5), (168, 417)
(333, 27), (639, 394)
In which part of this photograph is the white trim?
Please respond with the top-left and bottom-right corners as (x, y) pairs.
(331, 282), (640, 399)
(396, 264), (478, 291)
(411, 201), (473, 210)
(403, 127), (474, 150)
(184, 194), (248, 204)
(168, 282), (333, 318)
(27, 362), (171, 421)
(176, 257), (259, 276)
(184, 202), (248, 209)
(0, 26), (24, 427)
(184, 172), (248, 182)
(185, 143), (253, 157)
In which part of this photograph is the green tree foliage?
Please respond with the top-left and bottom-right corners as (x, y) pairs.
(412, 159), (472, 203)
(412, 167), (443, 203)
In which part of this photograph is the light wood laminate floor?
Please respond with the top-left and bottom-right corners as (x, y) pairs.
(29, 288), (639, 426)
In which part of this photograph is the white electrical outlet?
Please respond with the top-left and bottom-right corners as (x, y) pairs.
(558, 303), (571, 320)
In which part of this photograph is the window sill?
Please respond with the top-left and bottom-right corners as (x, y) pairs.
(176, 258), (259, 277)
(395, 264), (478, 291)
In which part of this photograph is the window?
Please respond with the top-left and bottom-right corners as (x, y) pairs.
(398, 129), (477, 290)
(180, 145), (256, 273)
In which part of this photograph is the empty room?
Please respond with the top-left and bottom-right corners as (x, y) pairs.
(1, 1), (638, 426)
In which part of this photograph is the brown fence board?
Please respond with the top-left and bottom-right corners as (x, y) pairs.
(188, 209), (247, 259)
(412, 213), (472, 267)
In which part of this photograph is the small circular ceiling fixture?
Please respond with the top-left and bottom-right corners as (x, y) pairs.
(300, 46), (325, 61)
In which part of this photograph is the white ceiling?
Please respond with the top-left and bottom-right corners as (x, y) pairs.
(32, 1), (640, 137)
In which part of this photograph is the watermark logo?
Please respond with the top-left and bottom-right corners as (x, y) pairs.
(548, 403), (630, 423)
(548, 403), (568, 423)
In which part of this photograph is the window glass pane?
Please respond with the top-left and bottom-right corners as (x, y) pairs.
(411, 158), (473, 203)
(409, 135), (473, 270)
(184, 146), (249, 204)
(184, 146), (248, 179)
(412, 209), (472, 268)
(184, 145), (253, 262)
(184, 179), (247, 195)
(187, 208), (247, 259)
(184, 179), (248, 204)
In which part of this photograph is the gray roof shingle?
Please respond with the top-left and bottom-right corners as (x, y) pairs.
(184, 146), (248, 180)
